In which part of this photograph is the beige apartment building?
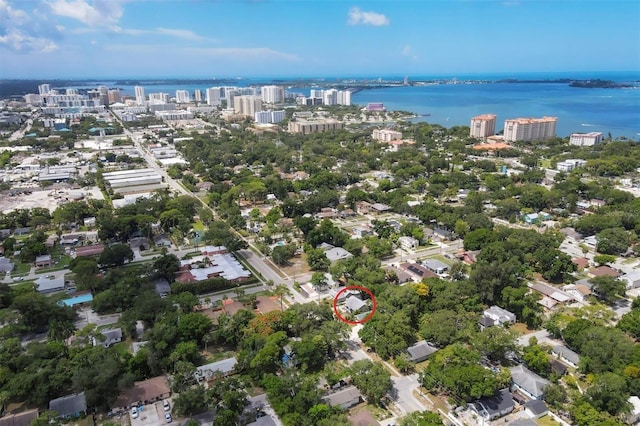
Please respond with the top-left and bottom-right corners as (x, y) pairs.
(470, 114), (497, 138)
(569, 131), (603, 146)
(372, 128), (403, 142)
(503, 116), (557, 142)
(288, 119), (344, 134)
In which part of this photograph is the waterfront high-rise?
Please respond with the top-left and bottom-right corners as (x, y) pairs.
(175, 90), (190, 103)
(569, 132), (603, 146)
(38, 84), (51, 95)
(206, 87), (222, 106)
(135, 86), (146, 106)
(470, 114), (496, 139)
(234, 95), (263, 117)
(503, 117), (557, 142)
(261, 85), (285, 104)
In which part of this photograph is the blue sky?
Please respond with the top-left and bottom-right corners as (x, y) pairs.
(1, 0), (639, 78)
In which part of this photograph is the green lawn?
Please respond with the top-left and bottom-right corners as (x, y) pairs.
(192, 220), (205, 231)
(11, 262), (31, 277)
(536, 415), (561, 426)
(38, 254), (72, 273)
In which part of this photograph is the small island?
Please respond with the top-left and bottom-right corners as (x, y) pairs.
(569, 79), (633, 88)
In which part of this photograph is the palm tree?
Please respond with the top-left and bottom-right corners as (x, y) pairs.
(272, 284), (291, 311)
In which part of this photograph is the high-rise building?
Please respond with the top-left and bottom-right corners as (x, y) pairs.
(135, 86), (146, 106)
(175, 90), (190, 104)
(38, 84), (51, 95)
(337, 90), (352, 106)
(470, 114), (497, 139)
(255, 110), (285, 124)
(323, 89), (338, 106)
(194, 90), (202, 103)
(234, 95), (263, 117)
(97, 85), (109, 106)
(206, 87), (222, 106)
(503, 117), (557, 142)
(108, 89), (122, 104)
(65, 88), (79, 95)
(148, 93), (170, 105)
(261, 85), (285, 104)
(569, 132), (603, 146)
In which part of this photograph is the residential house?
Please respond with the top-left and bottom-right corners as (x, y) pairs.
(200, 245), (227, 256)
(344, 295), (368, 314)
(35, 276), (65, 294)
(355, 201), (371, 215)
(93, 328), (122, 348)
(572, 257), (590, 270)
(481, 306), (517, 328)
(153, 234), (172, 247)
(153, 278), (171, 298)
(13, 227), (31, 236)
(49, 392), (87, 419)
(386, 266), (413, 284)
(470, 389), (515, 421)
(510, 365), (550, 400)
(398, 236), (419, 250)
(73, 244), (104, 258)
(370, 203), (391, 214)
(530, 282), (573, 308)
(115, 376), (170, 408)
(406, 340), (439, 363)
(60, 234), (81, 245)
(34, 254), (53, 268)
(562, 283), (592, 302)
(0, 408), (39, 426)
(524, 400), (548, 419)
(351, 226), (373, 238)
(129, 237), (150, 250)
(621, 271), (640, 290)
(588, 265), (620, 279)
(0, 257), (14, 273)
(423, 259), (449, 275)
(83, 217), (96, 227)
(324, 247), (353, 263)
(432, 228), (454, 241)
(322, 386), (362, 409)
(195, 357), (237, 382)
(552, 345), (580, 368)
(400, 262), (438, 281)
(523, 212), (550, 224)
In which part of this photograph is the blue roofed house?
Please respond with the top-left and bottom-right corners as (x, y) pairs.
(49, 392), (87, 419)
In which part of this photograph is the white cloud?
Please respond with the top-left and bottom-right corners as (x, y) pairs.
(154, 27), (207, 42)
(401, 44), (418, 60)
(107, 44), (299, 61)
(48, 0), (124, 27)
(0, 29), (57, 52)
(0, 0), (29, 26)
(348, 6), (389, 26)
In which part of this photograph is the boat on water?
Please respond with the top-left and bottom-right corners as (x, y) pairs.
(421, 113), (431, 117)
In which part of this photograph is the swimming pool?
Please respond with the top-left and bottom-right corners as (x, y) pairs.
(60, 293), (93, 306)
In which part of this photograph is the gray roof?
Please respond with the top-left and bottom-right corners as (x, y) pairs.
(322, 386), (362, 407)
(248, 416), (277, 426)
(101, 328), (122, 347)
(472, 389), (514, 419)
(552, 345), (580, 365)
(0, 257), (14, 273)
(524, 399), (548, 416)
(344, 295), (367, 312)
(406, 340), (438, 362)
(325, 247), (353, 262)
(423, 259), (449, 271)
(49, 392), (87, 418)
(510, 365), (550, 398)
(35, 277), (65, 293)
(195, 357), (237, 380)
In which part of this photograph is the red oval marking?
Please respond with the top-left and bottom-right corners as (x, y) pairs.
(332, 285), (377, 325)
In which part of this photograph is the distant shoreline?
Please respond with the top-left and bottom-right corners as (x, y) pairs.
(1, 77), (638, 98)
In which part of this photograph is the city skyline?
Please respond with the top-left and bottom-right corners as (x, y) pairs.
(0, 0), (639, 79)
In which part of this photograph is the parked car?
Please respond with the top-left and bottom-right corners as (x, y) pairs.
(165, 412), (172, 423)
(131, 406), (138, 419)
(163, 400), (170, 411)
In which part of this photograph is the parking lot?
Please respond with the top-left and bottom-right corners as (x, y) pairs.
(130, 400), (171, 426)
